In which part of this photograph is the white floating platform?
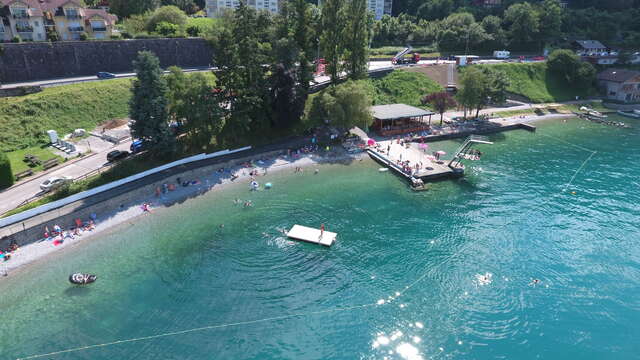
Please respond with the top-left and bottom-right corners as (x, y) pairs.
(287, 225), (337, 247)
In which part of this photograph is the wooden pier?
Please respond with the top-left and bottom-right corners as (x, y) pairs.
(287, 225), (337, 247)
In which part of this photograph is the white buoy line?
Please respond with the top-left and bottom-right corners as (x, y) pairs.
(17, 134), (599, 360)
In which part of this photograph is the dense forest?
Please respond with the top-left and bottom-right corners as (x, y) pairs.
(375, 0), (640, 51)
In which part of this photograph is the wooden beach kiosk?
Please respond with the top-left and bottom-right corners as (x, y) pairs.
(371, 104), (435, 136)
(287, 225), (337, 247)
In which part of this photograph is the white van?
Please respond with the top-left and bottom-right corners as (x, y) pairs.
(493, 50), (511, 59)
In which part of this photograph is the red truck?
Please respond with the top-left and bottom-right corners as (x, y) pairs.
(391, 47), (421, 65)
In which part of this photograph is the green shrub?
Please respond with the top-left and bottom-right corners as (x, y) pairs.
(79, 32), (89, 41)
(155, 22), (179, 37)
(11, 36), (21, 43)
(110, 33), (122, 40)
(0, 152), (14, 189)
(121, 31), (132, 39)
(186, 24), (200, 37)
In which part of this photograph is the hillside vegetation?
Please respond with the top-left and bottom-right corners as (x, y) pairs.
(0, 79), (132, 152)
(475, 62), (594, 103)
(368, 70), (444, 107)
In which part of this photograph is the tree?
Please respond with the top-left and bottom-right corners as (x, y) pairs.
(417, 0), (453, 21)
(110, 0), (160, 18)
(503, 2), (540, 46)
(292, 0), (315, 94)
(146, 5), (188, 32)
(436, 13), (489, 53)
(0, 152), (13, 189)
(538, 0), (562, 45)
(457, 66), (509, 118)
(270, 64), (303, 129)
(129, 51), (175, 155)
(479, 66), (510, 106)
(179, 73), (224, 151)
(342, 0), (372, 80)
(212, 2), (273, 145)
(307, 81), (372, 130)
(319, 0), (345, 83)
(547, 49), (596, 87)
(161, 0), (197, 13)
(422, 92), (457, 125)
(481, 15), (506, 50)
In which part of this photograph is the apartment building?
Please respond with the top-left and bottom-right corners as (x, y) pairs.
(0, 0), (116, 42)
(206, 0), (284, 17)
(316, 0), (392, 20)
(0, 0), (47, 42)
(207, 0), (392, 20)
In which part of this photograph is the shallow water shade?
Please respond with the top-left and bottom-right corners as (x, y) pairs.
(2, 117), (640, 360)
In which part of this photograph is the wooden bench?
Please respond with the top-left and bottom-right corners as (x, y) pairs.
(24, 154), (42, 166)
(42, 158), (59, 170)
(15, 169), (33, 181)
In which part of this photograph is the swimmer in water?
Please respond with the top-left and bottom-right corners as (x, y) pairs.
(314, 169), (319, 174)
(219, 224), (225, 229)
(529, 279), (541, 286)
(233, 198), (241, 204)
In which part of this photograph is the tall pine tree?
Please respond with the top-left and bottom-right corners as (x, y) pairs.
(342, 0), (372, 80)
(320, 0), (344, 84)
(129, 51), (175, 154)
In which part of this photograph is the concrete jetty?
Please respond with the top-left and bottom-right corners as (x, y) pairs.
(369, 140), (462, 182)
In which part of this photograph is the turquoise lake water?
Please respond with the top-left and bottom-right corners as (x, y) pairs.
(2, 117), (640, 360)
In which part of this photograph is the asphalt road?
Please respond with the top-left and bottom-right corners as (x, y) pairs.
(0, 140), (132, 214)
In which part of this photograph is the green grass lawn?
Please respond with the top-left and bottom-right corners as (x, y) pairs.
(5, 146), (64, 175)
(474, 62), (596, 103)
(367, 70), (444, 108)
(2, 154), (168, 217)
(0, 78), (132, 153)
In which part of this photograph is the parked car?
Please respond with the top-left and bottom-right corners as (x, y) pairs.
(106, 150), (129, 162)
(40, 176), (71, 192)
(97, 72), (116, 79)
(130, 139), (148, 154)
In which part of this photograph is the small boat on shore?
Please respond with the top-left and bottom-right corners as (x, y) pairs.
(617, 110), (640, 119)
(69, 273), (97, 285)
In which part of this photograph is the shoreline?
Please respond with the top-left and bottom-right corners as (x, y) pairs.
(0, 113), (573, 279)
(0, 150), (365, 279)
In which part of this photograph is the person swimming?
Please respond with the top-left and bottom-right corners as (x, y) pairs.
(529, 279), (541, 286)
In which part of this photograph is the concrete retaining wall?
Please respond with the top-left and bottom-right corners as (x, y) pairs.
(0, 148), (284, 250)
(0, 38), (213, 83)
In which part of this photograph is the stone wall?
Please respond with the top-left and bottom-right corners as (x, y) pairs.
(0, 38), (214, 83)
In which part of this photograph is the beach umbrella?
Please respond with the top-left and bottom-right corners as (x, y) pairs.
(367, 139), (376, 146)
(436, 150), (446, 155)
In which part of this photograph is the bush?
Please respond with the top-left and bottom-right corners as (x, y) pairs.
(11, 36), (21, 43)
(0, 152), (14, 189)
(146, 5), (188, 32)
(155, 22), (179, 37)
(79, 32), (88, 41)
(121, 31), (132, 39)
(134, 32), (160, 39)
(110, 33), (122, 40)
(186, 24), (200, 37)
